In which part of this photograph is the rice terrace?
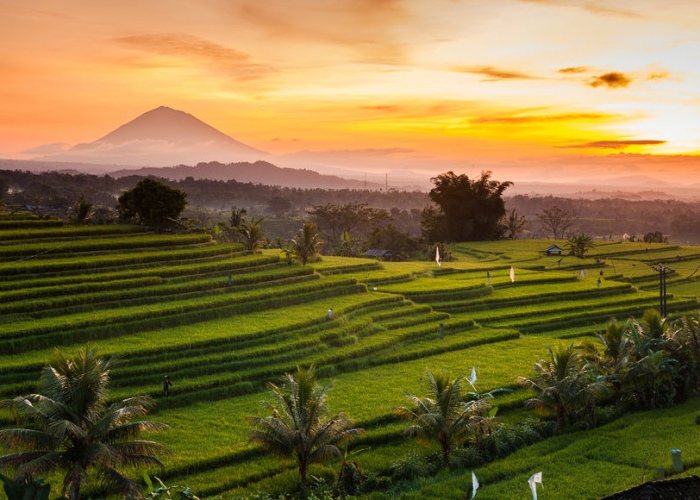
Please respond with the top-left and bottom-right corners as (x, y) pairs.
(1, 214), (700, 499)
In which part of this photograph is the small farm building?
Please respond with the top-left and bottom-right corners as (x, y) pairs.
(545, 244), (565, 256)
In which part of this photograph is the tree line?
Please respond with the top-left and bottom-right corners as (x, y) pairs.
(3, 169), (700, 244)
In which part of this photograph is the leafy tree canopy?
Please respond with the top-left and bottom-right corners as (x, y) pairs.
(423, 171), (512, 242)
(117, 178), (187, 227)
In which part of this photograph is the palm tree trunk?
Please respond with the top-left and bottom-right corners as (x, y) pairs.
(69, 478), (81, 500)
(299, 460), (308, 499)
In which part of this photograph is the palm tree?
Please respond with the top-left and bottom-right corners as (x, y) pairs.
(517, 343), (603, 430)
(502, 208), (527, 239)
(393, 368), (492, 466)
(0, 346), (169, 500)
(291, 221), (322, 265)
(238, 216), (266, 251)
(566, 232), (595, 258)
(247, 365), (363, 498)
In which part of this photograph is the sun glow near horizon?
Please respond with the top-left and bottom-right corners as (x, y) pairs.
(1, 0), (699, 184)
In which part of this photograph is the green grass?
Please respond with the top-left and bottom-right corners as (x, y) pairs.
(1, 230), (700, 499)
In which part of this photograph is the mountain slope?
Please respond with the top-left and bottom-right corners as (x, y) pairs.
(44, 106), (267, 166)
(110, 160), (377, 189)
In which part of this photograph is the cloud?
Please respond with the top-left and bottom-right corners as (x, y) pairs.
(290, 147), (414, 159)
(452, 65), (537, 80)
(21, 143), (71, 155)
(588, 72), (632, 88)
(517, 0), (643, 19)
(236, 0), (409, 65)
(558, 66), (589, 74)
(115, 33), (276, 80)
(646, 71), (670, 81)
(471, 112), (610, 125)
(358, 105), (403, 112)
(562, 140), (667, 150)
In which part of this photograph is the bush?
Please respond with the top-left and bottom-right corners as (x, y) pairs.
(389, 452), (437, 480)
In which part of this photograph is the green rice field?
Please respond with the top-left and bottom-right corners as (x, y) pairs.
(0, 220), (699, 499)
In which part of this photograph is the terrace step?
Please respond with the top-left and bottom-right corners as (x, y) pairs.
(0, 233), (214, 261)
(0, 244), (244, 278)
(0, 276), (366, 355)
(432, 283), (635, 314)
(0, 263), (314, 316)
(0, 252), (275, 292)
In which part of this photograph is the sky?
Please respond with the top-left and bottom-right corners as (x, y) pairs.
(2, 0), (700, 186)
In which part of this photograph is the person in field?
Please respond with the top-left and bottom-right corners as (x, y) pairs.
(163, 375), (173, 397)
(327, 308), (333, 320)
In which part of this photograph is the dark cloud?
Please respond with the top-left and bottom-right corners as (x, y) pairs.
(588, 72), (632, 88)
(471, 112), (609, 125)
(115, 33), (276, 80)
(562, 140), (667, 150)
(452, 66), (537, 80)
(558, 66), (589, 74)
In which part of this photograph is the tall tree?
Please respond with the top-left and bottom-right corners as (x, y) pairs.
(247, 365), (363, 498)
(424, 171), (512, 242)
(0, 346), (169, 500)
(536, 206), (577, 239)
(117, 178), (187, 227)
(393, 368), (493, 466)
(291, 221), (322, 265)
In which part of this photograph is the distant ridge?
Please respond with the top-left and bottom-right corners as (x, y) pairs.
(42, 106), (267, 166)
(111, 160), (379, 190)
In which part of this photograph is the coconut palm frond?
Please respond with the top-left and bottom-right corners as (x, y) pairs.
(0, 346), (167, 500)
(248, 365), (363, 498)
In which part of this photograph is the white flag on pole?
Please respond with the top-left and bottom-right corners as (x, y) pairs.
(436, 246), (441, 267)
(529, 472), (543, 500)
(471, 470), (479, 499)
(510, 266), (515, 283)
(469, 367), (477, 390)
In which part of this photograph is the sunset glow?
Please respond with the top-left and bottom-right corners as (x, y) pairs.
(2, 0), (700, 185)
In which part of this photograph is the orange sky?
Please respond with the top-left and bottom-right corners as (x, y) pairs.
(2, 0), (700, 185)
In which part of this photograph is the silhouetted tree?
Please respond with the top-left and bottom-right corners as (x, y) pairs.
(643, 231), (667, 243)
(72, 196), (93, 223)
(422, 171), (512, 242)
(537, 206), (577, 239)
(502, 208), (527, 239)
(117, 178), (187, 227)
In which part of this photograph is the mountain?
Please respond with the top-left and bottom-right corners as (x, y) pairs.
(110, 160), (380, 190)
(41, 106), (267, 166)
